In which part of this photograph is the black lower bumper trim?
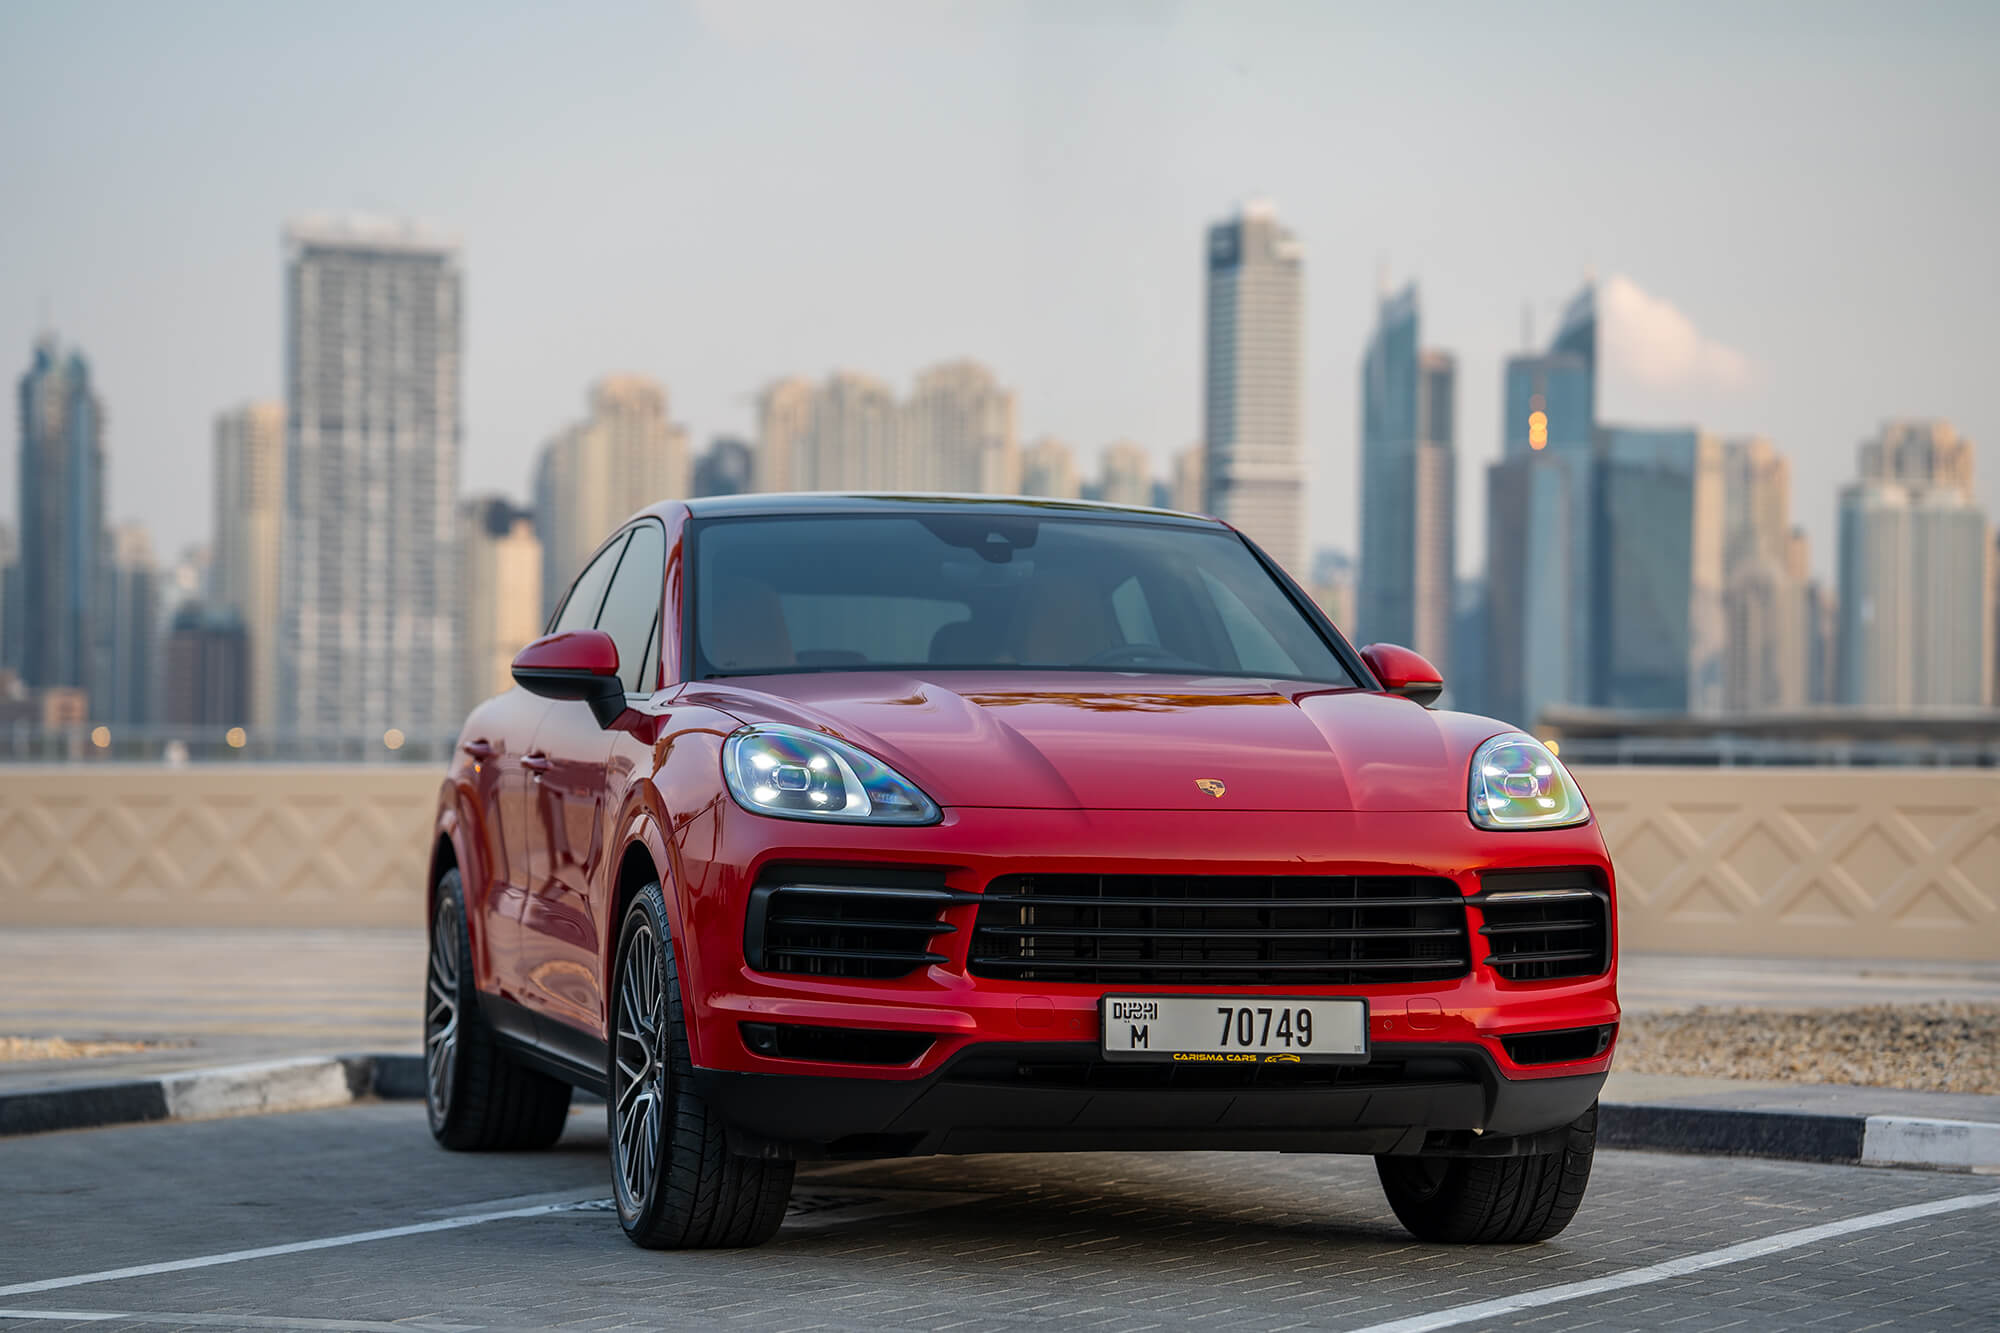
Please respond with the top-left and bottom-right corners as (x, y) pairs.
(689, 1040), (1605, 1159)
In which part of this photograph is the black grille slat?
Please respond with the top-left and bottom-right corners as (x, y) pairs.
(1478, 919), (1597, 936)
(777, 917), (958, 935)
(1481, 948), (1597, 965)
(1475, 869), (1611, 981)
(980, 924), (1465, 940)
(969, 956), (1469, 973)
(750, 866), (956, 980)
(968, 873), (1471, 986)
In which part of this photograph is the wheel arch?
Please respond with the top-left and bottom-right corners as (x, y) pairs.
(608, 798), (703, 1065)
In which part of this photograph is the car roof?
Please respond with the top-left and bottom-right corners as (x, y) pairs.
(666, 491), (1224, 528)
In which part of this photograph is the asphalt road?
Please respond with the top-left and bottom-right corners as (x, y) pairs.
(2, 1104), (1996, 1333)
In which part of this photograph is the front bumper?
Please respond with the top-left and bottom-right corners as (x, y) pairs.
(694, 1040), (1608, 1159)
(672, 805), (1619, 1152)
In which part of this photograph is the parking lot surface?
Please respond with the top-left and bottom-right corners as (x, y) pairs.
(3, 1104), (1996, 1332)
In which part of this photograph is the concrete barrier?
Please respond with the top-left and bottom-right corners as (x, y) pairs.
(0, 763), (1994, 959)
(1581, 766), (1999, 962)
(0, 765), (436, 927)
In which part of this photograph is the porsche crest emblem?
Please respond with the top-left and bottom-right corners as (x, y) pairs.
(1194, 778), (1227, 799)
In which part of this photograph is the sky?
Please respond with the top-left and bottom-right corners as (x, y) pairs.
(3, 0), (1996, 582)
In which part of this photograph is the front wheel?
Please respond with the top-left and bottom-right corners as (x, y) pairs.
(608, 882), (794, 1248)
(1375, 1103), (1597, 1244)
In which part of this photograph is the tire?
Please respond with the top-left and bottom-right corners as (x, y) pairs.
(1375, 1103), (1597, 1244)
(609, 882), (795, 1249)
(425, 868), (573, 1151)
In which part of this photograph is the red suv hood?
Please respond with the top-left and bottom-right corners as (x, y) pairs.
(693, 672), (1505, 812)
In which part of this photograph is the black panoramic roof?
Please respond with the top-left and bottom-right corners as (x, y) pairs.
(681, 491), (1219, 527)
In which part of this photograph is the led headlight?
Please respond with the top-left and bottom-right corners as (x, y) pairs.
(722, 724), (939, 824)
(1469, 731), (1589, 830)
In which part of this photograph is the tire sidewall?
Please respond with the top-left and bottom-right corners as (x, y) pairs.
(425, 869), (472, 1138)
(609, 882), (680, 1236)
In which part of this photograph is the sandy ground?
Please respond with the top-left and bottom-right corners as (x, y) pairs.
(1617, 1002), (1999, 1094)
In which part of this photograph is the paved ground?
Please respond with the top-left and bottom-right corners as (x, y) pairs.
(1, 1102), (1996, 1332)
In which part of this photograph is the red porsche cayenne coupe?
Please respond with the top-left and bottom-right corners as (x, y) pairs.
(425, 494), (1617, 1249)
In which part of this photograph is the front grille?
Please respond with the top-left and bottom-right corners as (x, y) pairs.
(745, 865), (957, 980)
(1473, 869), (1611, 981)
(967, 874), (1471, 985)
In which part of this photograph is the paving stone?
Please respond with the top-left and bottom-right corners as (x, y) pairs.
(0, 1103), (1994, 1332)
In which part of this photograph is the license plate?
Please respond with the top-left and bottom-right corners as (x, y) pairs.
(1099, 996), (1369, 1063)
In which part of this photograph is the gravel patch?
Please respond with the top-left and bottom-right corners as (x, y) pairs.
(1618, 1002), (1999, 1094)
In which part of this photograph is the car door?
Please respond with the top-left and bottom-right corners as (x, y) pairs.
(486, 531), (628, 1009)
(520, 521), (665, 1044)
(459, 687), (547, 1005)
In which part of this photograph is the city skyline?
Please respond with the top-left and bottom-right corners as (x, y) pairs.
(2, 3), (1994, 581)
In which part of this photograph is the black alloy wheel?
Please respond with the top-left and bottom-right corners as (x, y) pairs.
(607, 882), (795, 1248)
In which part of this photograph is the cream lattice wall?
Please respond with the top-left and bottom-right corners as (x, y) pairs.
(1582, 767), (1998, 960)
(0, 767), (438, 927)
(0, 765), (1994, 956)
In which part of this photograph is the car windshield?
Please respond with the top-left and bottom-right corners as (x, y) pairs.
(690, 512), (1357, 686)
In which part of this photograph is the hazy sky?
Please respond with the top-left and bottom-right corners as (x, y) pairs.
(3, 0), (1995, 581)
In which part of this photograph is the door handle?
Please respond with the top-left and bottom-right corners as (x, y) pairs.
(461, 739), (496, 762)
(521, 753), (553, 774)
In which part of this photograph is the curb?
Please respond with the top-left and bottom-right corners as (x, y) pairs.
(1, 1058), (1994, 1173)
(0, 1054), (423, 1138)
(1600, 1102), (2000, 1172)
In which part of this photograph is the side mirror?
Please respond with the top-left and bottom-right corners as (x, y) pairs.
(512, 630), (627, 727)
(1360, 642), (1444, 708)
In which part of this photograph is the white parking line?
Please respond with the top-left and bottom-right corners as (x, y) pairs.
(1340, 1189), (2000, 1333)
(0, 1201), (578, 1300)
(0, 1311), (476, 1331)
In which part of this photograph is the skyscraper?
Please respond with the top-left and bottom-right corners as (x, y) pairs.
(161, 604), (248, 728)
(692, 437), (755, 498)
(15, 335), (105, 697)
(457, 496), (541, 718)
(755, 363), (1020, 498)
(212, 401), (284, 727)
(281, 218), (461, 738)
(1484, 283), (1596, 728)
(103, 521), (159, 725)
(1837, 421), (1992, 707)
(1202, 201), (1304, 574)
(1020, 437), (1081, 499)
(1097, 441), (1153, 507)
(1357, 282), (1456, 665)
(787, 371), (900, 493)
(1593, 427), (1725, 713)
(1170, 445), (1203, 514)
(905, 360), (1019, 495)
(1719, 437), (1809, 713)
(532, 375), (690, 619)
(753, 377), (813, 493)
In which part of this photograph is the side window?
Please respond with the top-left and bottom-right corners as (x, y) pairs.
(596, 522), (666, 693)
(551, 533), (629, 636)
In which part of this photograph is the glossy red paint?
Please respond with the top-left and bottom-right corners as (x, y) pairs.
(435, 496), (1618, 1159)
(1360, 642), (1445, 705)
(511, 628), (621, 679)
